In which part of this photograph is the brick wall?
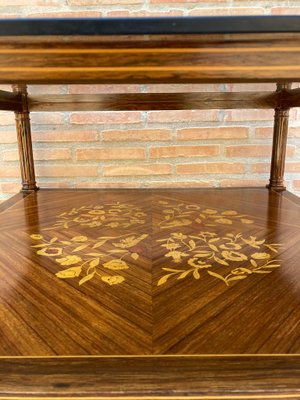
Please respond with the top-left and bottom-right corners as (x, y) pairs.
(0, 1), (300, 200)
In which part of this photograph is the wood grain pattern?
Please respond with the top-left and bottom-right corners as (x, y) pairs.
(2, 33), (300, 83)
(1, 356), (300, 399)
(28, 92), (278, 111)
(0, 188), (300, 397)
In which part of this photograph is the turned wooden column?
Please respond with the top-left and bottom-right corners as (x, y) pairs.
(267, 83), (291, 192)
(12, 84), (38, 191)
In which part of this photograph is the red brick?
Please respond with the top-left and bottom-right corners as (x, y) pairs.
(226, 145), (295, 158)
(178, 127), (248, 140)
(285, 163), (300, 173)
(38, 182), (72, 189)
(67, 0), (141, 4)
(102, 129), (172, 142)
(104, 164), (172, 177)
(289, 127), (300, 138)
(143, 181), (215, 188)
(31, 113), (65, 125)
(32, 130), (98, 142)
(35, 165), (98, 177)
(0, 0), (58, 5)
(226, 83), (275, 92)
(224, 110), (274, 122)
(28, 85), (63, 95)
(226, 145), (271, 157)
(272, 7), (300, 15)
(3, 148), (71, 162)
(0, 166), (20, 178)
(255, 128), (273, 138)
(75, 182), (141, 189)
(150, 145), (220, 159)
(76, 147), (145, 161)
(189, 7), (264, 16)
(107, 10), (183, 17)
(251, 163), (269, 173)
(293, 180), (300, 189)
(28, 11), (102, 17)
(220, 179), (267, 188)
(177, 163), (245, 174)
(146, 83), (220, 93)
(68, 84), (142, 94)
(225, 109), (297, 122)
(70, 112), (142, 125)
(0, 131), (17, 144)
(0, 112), (15, 126)
(147, 110), (218, 123)
(0, 183), (20, 193)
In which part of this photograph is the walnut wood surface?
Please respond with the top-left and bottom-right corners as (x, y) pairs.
(28, 92), (278, 111)
(1, 33), (300, 83)
(0, 188), (300, 397)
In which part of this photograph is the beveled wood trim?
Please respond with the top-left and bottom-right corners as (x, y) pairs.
(28, 92), (278, 112)
(0, 356), (299, 399)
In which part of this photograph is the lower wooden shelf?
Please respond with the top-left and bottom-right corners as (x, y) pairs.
(0, 188), (300, 398)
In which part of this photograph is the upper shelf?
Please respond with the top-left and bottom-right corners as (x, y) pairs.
(1, 16), (300, 84)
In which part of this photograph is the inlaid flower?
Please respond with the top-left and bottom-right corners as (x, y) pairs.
(202, 209), (218, 214)
(242, 236), (265, 249)
(30, 234), (43, 240)
(88, 210), (105, 215)
(56, 266), (82, 279)
(56, 255), (82, 266)
(215, 218), (233, 225)
(101, 275), (125, 285)
(221, 251), (248, 262)
(188, 258), (212, 269)
(113, 234), (148, 249)
(103, 259), (129, 270)
(165, 250), (189, 263)
(71, 236), (88, 242)
(251, 252), (271, 260)
(220, 242), (242, 251)
(171, 233), (188, 240)
(37, 247), (63, 257)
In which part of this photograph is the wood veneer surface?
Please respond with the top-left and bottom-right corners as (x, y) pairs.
(0, 188), (299, 357)
(1, 188), (300, 398)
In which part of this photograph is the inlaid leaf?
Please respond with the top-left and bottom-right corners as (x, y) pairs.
(162, 268), (184, 273)
(214, 256), (229, 266)
(72, 244), (89, 252)
(193, 269), (200, 279)
(92, 240), (107, 249)
(207, 270), (226, 282)
(227, 275), (247, 282)
(157, 274), (173, 286)
(87, 253), (103, 257)
(89, 258), (100, 268)
(79, 271), (96, 286)
(60, 241), (72, 245)
(50, 237), (58, 243)
(209, 244), (218, 252)
(177, 270), (192, 280)
(250, 259), (258, 267)
(189, 240), (196, 249)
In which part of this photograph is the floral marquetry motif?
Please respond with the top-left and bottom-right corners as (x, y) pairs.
(43, 202), (147, 231)
(30, 199), (283, 289)
(157, 201), (254, 229)
(157, 232), (282, 287)
(31, 233), (148, 286)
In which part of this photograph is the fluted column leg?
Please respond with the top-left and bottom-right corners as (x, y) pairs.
(12, 84), (38, 192)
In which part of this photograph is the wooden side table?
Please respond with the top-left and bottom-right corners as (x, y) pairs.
(0, 16), (300, 399)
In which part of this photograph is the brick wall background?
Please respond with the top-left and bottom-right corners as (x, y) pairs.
(0, 0), (300, 201)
